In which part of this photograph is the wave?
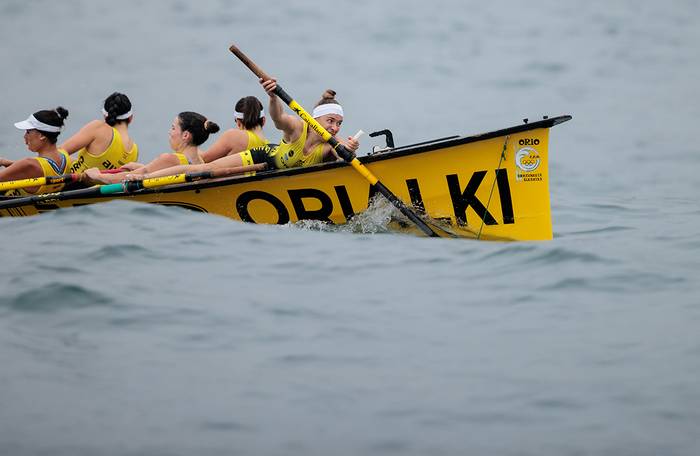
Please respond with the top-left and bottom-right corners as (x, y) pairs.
(522, 247), (614, 266)
(539, 272), (685, 293)
(0, 282), (114, 313)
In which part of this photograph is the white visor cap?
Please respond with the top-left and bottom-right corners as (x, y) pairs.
(14, 114), (62, 133)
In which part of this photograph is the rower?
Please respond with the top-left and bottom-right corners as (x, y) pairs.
(60, 92), (138, 173)
(200, 96), (269, 163)
(1, 107), (71, 195)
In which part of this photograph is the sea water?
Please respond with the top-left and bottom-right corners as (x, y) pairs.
(1, 1), (699, 455)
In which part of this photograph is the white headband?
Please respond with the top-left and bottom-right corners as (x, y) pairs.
(312, 103), (343, 119)
(234, 108), (265, 120)
(14, 114), (62, 133)
(102, 108), (133, 120)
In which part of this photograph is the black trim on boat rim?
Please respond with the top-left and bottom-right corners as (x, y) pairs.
(146, 115), (572, 195)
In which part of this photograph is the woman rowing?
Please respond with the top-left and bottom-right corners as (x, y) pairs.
(200, 95), (268, 163)
(125, 81), (359, 180)
(61, 92), (138, 173)
(1, 107), (71, 195)
(260, 79), (359, 167)
(84, 111), (220, 184)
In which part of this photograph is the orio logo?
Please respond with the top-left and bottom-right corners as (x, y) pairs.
(515, 147), (540, 172)
(518, 138), (540, 146)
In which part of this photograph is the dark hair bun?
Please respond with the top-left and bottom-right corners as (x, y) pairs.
(204, 120), (220, 134)
(321, 89), (336, 100)
(103, 92), (132, 126)
(55, 106), (69, 121)
(177, 111), (219, 146)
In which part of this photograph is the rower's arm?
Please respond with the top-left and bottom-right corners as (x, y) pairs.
(60, 120), (101, 154)
(0, 158), (43, 182)
(202, 130), (248, 163)
(142, 154), (184, 174)
(119, 162), (145, 171)
(261, 78), (302, 142)
(269, 94), (302, 138)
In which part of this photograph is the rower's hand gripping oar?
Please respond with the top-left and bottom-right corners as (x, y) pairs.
(228, 44), (439, 238)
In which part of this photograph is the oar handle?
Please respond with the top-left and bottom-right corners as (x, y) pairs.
(229, 44), (272, 81)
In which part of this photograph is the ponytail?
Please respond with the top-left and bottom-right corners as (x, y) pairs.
(178, 111), (220, 146)
(234, 96), (265, 129)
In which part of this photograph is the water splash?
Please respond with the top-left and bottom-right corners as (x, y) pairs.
(290, 195), (466, 238)
(290, 195), (397, 235)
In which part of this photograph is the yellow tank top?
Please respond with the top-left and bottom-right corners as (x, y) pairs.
(174, 153), (189, 165)
(69, 127), (138, 173)
(246, 130), (268, 150)
(271, 122), (325, 169)
(173, 152), (203, 165)
(5, 149), (71, 196)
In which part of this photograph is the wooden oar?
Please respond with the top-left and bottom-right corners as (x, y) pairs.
(0, 164), (265, 210)
(0, 173), (82, 192)
(229, 44), (439, 238)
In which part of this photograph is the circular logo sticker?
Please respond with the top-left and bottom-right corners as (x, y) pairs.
(515, 147), (541, 172)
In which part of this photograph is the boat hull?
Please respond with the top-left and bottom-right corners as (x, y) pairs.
(0, 116), (571, 240)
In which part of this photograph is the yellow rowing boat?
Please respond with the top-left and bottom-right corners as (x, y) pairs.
(0, 115), (571, 240)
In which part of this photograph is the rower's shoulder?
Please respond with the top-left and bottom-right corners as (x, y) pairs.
(69, 120), (108, 136)
(218, 128), (251, 147)
(84, 119), (108, 129)
(221, 128), (246, 138)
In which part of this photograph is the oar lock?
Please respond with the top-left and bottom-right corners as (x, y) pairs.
(368, 129), (395, 155)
